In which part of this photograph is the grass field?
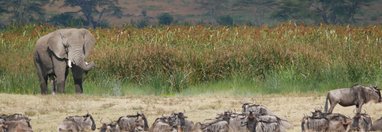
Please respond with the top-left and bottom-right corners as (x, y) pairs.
(1, 24), (382, 95)
(1, 93), (382, 131)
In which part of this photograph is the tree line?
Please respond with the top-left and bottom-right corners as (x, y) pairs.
(0, 0), (379, 28)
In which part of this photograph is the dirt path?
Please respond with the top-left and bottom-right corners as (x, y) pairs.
(1, 93), (382, 131)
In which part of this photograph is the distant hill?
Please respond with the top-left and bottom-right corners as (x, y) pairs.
(28, 0), (382, 26)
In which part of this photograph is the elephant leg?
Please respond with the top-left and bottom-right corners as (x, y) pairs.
(71, 65), (84, 94)
(35, 61), (48, 94)
(53, 58), (68, 93)
(51, 78), (56, 95)
(40, 76), (48, 94)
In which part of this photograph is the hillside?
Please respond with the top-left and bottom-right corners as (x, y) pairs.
(42, 0), (382, 26)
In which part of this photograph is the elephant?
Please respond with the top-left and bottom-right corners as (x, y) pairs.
(34, 28), (96, 94)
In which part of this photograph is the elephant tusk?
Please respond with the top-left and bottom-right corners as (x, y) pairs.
(85, 62), (89, 65)
(68, 60), (72, 68)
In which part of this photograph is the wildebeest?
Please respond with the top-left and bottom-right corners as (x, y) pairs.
(149, 117), (174, 132)
(301, 110), (351, 132)
(371, 117), (382, 131)
(194, 120), (229, 132)
(213, 111), (248, 132)
(242, 111), (290, 132)
(99, 122), (120, 132)
(117, 112), (149, 131)
(58, 113), (96, 132)
(324, 84), (381, 113)
(150, 112), (195, 132)
(242, 103), (273, 116)
(0, 113), (33, 132)
(325, 113), (352, 132)
(349, 113), (372, 132)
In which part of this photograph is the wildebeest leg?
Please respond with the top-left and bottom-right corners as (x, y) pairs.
(356, 103), (363, 114)
(328, 101), (337, 113)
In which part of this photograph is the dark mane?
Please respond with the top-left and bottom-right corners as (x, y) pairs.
(85, 114), (96, 131)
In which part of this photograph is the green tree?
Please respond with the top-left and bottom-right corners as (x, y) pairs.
(217, 15), (234, 26)
(312, 0), (375, 24)
(53, 0), (123, 28)
(196, 0), (230, 17)
(272, 0), (312, 22)
(0, 0), (48, 25)
(272, 0), (376, 24)
(49, 12), (86, 27)
(157, 13), (174, 25)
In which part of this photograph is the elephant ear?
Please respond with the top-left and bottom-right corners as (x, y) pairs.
(48, 32), (68, 59)
(81, 29), (96, 58)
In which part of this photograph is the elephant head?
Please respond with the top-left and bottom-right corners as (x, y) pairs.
(47, 28), (95, 71)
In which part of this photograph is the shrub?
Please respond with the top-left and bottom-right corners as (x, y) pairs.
(217, 15), (234, 26)
(157, 13), (174, 25)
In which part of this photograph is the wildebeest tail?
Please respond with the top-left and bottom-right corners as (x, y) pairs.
(324, 93), (329, 113)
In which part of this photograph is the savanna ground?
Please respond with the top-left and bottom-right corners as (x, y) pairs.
(1, 93), (382, 131)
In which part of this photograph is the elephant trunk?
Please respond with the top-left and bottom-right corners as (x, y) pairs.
(69, 49), (95, 71)
(76, 58), (95, 71)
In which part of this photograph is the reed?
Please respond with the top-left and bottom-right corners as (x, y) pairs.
(1, 23), (381, 95)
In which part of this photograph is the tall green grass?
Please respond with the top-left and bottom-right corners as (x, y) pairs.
(1, 23), (382, 95)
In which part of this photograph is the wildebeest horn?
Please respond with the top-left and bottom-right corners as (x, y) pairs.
(99, 118), (105, 124)
(314, 107), (321, 111)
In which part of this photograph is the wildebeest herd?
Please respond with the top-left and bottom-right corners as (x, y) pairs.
(302, 84), (382, 132)
(0, 102), (291, 132)
(1, 84), (382, 132)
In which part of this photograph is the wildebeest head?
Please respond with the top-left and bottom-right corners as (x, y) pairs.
(242, 103), (271, 116)
(135, 112), (149, 131)
(59, 113), (96, 131)
(241, 111), (257, 131)
(99, 122), (120, 132)
(215, 111), (233, 123)
(117, 112), (149, 131)
(84, 113), (96, 131)
(369, 86), (382, 102)
(168, 112), (187, 132)
(350, 113), (372, 131)
(311, 109), (325, 119)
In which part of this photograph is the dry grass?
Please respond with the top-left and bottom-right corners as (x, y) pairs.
(1, 93), (382, 131)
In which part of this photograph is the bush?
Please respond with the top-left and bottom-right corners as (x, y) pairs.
(49, 13), (86, 27)
(217, 15), (234, 26)
(136, 18), (149, 28)
(157, 13), (174, 25)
